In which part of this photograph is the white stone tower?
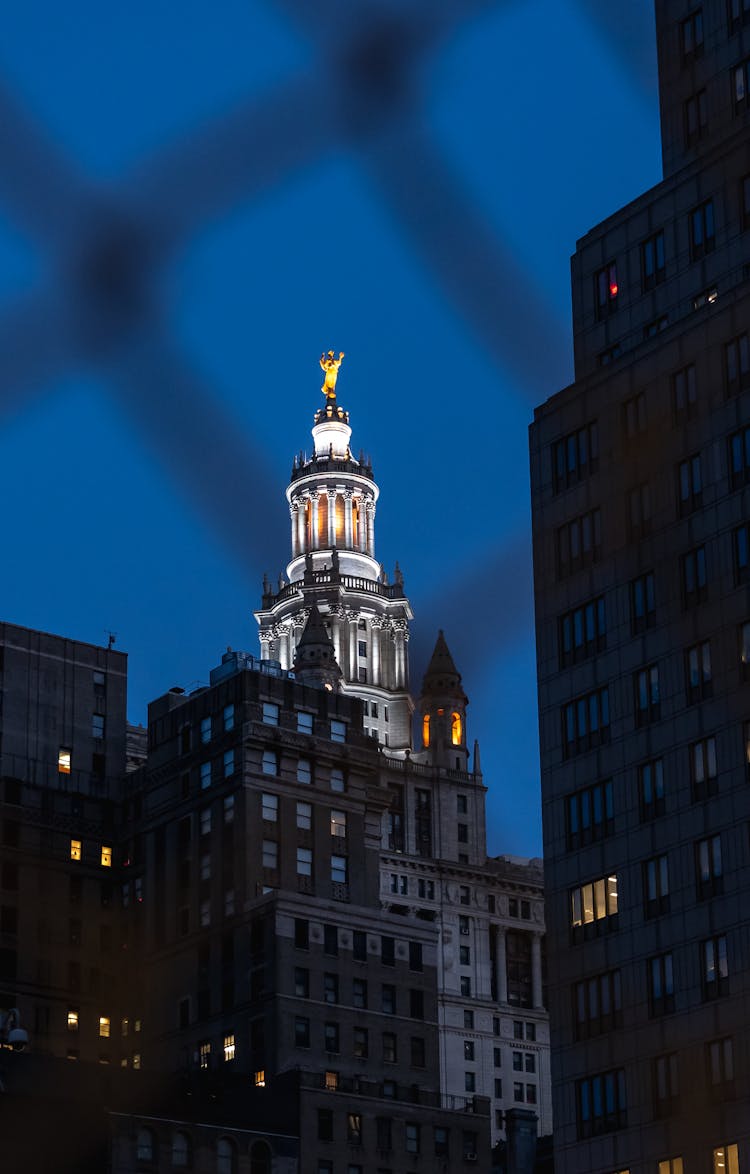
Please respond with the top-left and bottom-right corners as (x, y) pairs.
(254, 352), (413, 749)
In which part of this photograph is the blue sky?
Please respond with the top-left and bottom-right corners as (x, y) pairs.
(0, 0), (661, 856)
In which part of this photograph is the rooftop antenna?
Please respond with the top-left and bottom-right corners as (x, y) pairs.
(106, 631), (117, 649)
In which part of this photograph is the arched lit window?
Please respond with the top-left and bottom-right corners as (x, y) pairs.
(172, 1131), (191, 1168)
(422, 713), (430, 748)
(136, 1127), (155, 1163)
(250, 1140), (271, 1174)
(217, 1137), (237, 1174)
(451, 712), (462, 746)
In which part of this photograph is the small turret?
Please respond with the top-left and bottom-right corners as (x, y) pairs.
(418, 631), (469, 770)
(292, 605), (343, 692)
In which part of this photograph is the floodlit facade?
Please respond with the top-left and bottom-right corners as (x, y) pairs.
(531, 2), (750, 1171)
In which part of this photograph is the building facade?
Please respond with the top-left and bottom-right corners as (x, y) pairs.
(531, 2), (750, 1171)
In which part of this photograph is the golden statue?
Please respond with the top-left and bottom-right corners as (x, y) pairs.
(320, 350), (344, 399)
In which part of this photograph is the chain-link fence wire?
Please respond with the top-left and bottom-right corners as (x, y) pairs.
(0, 0), (655, 683)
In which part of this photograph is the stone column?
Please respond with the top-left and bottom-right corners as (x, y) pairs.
(310, 493), (320, 550)
(497, 926), (508, 1005)
(327, 489), (336, 548)
(357, 498), (366, 553)
(298, 497), (308, 554)
(370, 617), (381, 685)
(366, 500), (375, 557)
(531, 932), (543, 1009)
(344, 490), (353, 548)
(290, 503), (299, 558)
(348, 612), (359, 681)
(393, 620), (407, 689)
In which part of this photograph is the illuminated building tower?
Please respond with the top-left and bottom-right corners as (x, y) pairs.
(531, 2), (750, 1171)
(416, 629), (470, 773)
(255, 353), (413, 750)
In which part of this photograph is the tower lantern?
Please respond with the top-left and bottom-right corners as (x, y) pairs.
(417, 630), (469, 772)
(254, 351), (414, 750)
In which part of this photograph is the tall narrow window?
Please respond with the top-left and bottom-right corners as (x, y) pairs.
(681, 9), (703, 61)
(725, 332), (750, 394)
(451, 712), (462, 745)
(59, 748), (72, 775)
(595, 262), (619, 319)
(685, 90), (708, 148)
(422, 713), (430, 748)
(641, 230), (665, 289)
(690, 198), (714, 259)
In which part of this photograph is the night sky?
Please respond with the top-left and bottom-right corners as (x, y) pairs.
(0, 1), (660, 857)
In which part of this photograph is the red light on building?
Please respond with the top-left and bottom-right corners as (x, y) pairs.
(609, 282), (619, 298)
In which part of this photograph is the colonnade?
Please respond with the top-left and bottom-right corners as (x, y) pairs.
(289, 489), (376, 558)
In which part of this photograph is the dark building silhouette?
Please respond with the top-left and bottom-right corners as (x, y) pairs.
(531, 2), (750, 1172)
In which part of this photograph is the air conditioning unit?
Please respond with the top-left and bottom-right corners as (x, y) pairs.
(465, 1154), (478, 1163)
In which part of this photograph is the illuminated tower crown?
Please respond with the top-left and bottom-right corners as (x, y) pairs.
(254, 352), (413, 750)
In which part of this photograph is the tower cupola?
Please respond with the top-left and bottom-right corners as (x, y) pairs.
(418, 630), (469, 770)
(292, 604), (343, 692)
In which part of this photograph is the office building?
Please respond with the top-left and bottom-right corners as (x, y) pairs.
(531, 2), (750, 1171)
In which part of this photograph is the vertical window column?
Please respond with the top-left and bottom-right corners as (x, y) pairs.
(496, 926), (508, 1004)
(370, 617), (381, 686)
(531, 932), (544, 1009)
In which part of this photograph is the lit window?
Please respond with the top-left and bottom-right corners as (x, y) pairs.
(223, 1033), (235, 1062)
(99, 1016), (111, 1038)
(92, 714), (105, 740)
(570, 875), (619, 937)
(70, 839), (82, 862)
(659, 1160), (684, 1174)
(199, 1041), (211, 1069)
(67, 1009), (79, 1031)
(101, 845), (112, 868)
(254, 1069), (266, 1087)
(451, 712), (462, 745)
(330, 810), (347, 838)
(59, 748), (72, 775)
(595, 261), (619, 318)
(325, 1070), (338, 1090)
(713, 1144), (739, 1174)
(132, 1053), (141, 1069)
(422, 713), (430, 748)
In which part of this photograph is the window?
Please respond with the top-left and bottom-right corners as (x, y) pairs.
(457, 822), (468, 843)
(330, 810), (346, 838)
(459, 915), (470, 936)
(552, 421), (599, 493)
(634, 664), (660, 725)
(347, 1113), (362, 1146)
(713, 1145), (740, 1174)
(353, 1026), (368, 1058)
(565, 780), (614, 849)
(322, 973), (338, 1005)
(574, 969), (622, 1039)
(576, 1070), (627, 1139)
(525, 1022), (535, 1041)
(136, 1127), (155, 1163)
(465, 1071), (476, 1092)
(681, 545), (707, 606)
(70, 839), (82, 862)
(741, 621), (750, 680)
(297, 758), (311, 784)
(677, 454), (702, 514)
(464, 1009), (474, 1029)
(381, 935), (395, 965)
(296, 847), (312, 877)
(294, 918), (309, 949)
(317, 1108), (333, 1142)
(295, 1016), (310, 1048)
(459, 885), (470, 906)
(686, 643), (712, 705)
(644, 854), (670, 917)
(200, 715), (211, 744)
(99, 1015), (111, 1038)
(352, 977), (367, 1009)
(294, 967), (309, 998)
(595, 262), (619, 319)
(691, 736), (717, 798)
(648, 952), (675, 1016)
(707, 1038), (734, 1096)
(376, 1116), (392, 1151)
(223, 1032), (235, 1062)
(434, 1126), (449, 1158)
(330, 768), (344, 793)
(324, 923), (338, 955)
(729, 425), (750, 488)
(261, 793), (277, 822)
(262, 702), (279, 726)
(171, 1132), (191, 1168)
(570, 875), (619, 941)
(409, 941), (423, 971)
(464, 1039), (475, 1062)
(494, 1048), (502, 1067)
(67, 1009), (79, 1031)
(556, 508), (601, 577)
(727, 332), (750, 395)
(405, 1123), (420, 1155)
(331, 855), (347, 884)
(460, 945), (471, 965)
(330, 719), (346, 743)
(627, 483), (652, 541)
(629, 570), (655, 634)
(734, 524), (750, 584)
(638, 757), (665, 820)
(696, 834), (723, 898)
(653, 1053), (679, 1119)
(703, 935), (729, 999)
(672, 363), (697, 417)
(223, 703), (234, 731)
(641, 229), (665, 289)
(261, 749), (277, 776)
(58, 747), (72, 775)
(506, 931), (532, 1007)
(324, 1021), (339, 1053)
(223, 749), (234, 778)
(200, 761), (211, 790)
(297, 710), (313, 734)
(562, 687), (610, 758)
(685, 91), (707, 148)
(644, 314), (668, 339)
(598, 343), (622, 367)
(382, 1031), (397, 1062)
(735, 55), (750, 112)
(296, 801), (311, 830)
(558, 596), (606, 667)
(92, 714), (105, 740)
(460, 975), (472, 997)
(623, 391), (647, 438)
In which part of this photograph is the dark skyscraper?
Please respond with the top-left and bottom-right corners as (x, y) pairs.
(531, 2), (750, 1172)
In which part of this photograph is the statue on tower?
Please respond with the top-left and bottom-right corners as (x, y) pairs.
(320, 350), (345, 400)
